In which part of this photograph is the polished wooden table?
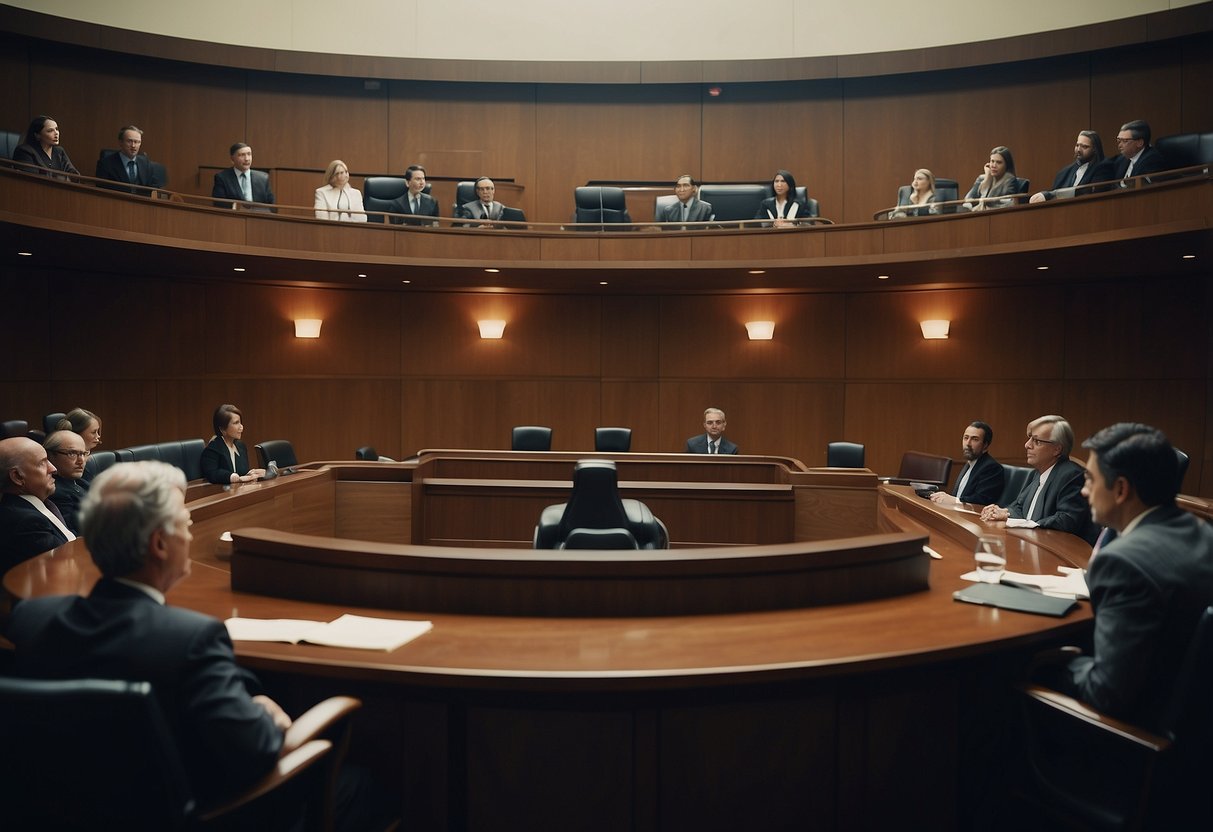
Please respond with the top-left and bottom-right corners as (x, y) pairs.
(4, 455), (1094, 831)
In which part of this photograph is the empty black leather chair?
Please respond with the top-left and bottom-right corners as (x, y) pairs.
(84, 450), (118, 479)
(355, 446), (378, 460)
(178, 439), (205, 481)
(573, 186), (631, 226)
(362, 176), (409, 223)
(156, 442), (185, 471)
(452, 180), (476, 214)
(1, 130), (21, 159)
(2, 419), (29, 439)
(114, 444), (159, 464)
(594, 427), (631, 452)
(533, 460), (668, 550)
(826, 442), (865, 468)
(881, 451), (954, 488)
(256, 440), (299, 470)
(1155, 131), (1213, 176)
(998, 464), (1035, 507)
(697, 184), (768, 223)
(43, 411), (67, 434)
(512, 426), (553, 451)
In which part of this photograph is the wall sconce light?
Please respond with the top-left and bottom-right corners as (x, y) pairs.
(919, 319), (950, 340)
(478, 319), (506, 339)
(745, 320), (775, 340)
(294, 318), (323, 338)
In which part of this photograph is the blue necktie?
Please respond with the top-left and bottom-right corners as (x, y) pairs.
(127, 160), (137, 183)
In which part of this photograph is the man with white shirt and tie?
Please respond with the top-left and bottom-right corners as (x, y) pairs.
(45, 429), (90, 535)
(930, 420), (1004, 507)
(211, 142), (275, 212)
(390, 164), (440, 226)
(1110, 119), (1168, 183)
(456, 176), (507, 226)
(656, 174), (713, 229)
(0, 436), (74, 574)
(980, 414), (1095, 542)
(1027, 130), (1115, 203)
(685, 408), (739, 455)
(95, 125), (165, 194)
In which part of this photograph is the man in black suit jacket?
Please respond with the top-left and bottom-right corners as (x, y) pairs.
(390, 163), (440, 226)
(0, 436), (73, 575)
(1039, 423), (1213, 731)
(1111, 119), (1169, 181)
(45, 429), (90, 534)
(981, 414), (1096, 542)
(1028, 130), (1115, 202)
(95, 125), (165, 194)
(656, 174), (714, 229)
(931, 420), (1005, 506)
(685, 407), (739, 454)
(5, 460), (289, 802)
(211, 142), (275, 212)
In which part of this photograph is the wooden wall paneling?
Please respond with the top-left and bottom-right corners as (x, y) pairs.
(844, 286), (1066, 381)
(53, 272), (172, 380)
(600, 381), (661, 453)
(659, 293), (847, 380)
(689, 228), (827, 261)
(842, 58), (1090, 225)
(496, 379), (604, 452)
(599, 234), (693, 261)
(599, 295), (660, 379)
(386, 81), (538, 219)
(245, 72), (390, 176)
(1179, 33), (1213, 133)
(245, 218), (398, 258)
(4, 267), (50, 382)
(842, 381), (1067, 481)
(392, 228), (542, 262)
(699, 80), (845, 221)
(0, 33), (30, 132)
(534, 84), (703, 226)
(1089, 42), (1184, 150)
(399, 292), (602, 378)
(880, 214), (991, 253)
(823, 226), (884, 258)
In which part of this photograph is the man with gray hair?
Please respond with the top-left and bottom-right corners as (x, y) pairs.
(980, 414), (1095, 542)
(0, 436), (73, 574)
(44, 429), (90, 534)
(6, 461), (290, 802)
(685, 407), (739, 454)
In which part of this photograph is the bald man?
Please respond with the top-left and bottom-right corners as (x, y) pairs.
(45, 429), (90, 534)
(0, 436), (74, 574)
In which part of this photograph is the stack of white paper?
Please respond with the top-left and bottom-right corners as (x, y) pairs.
(226, 614), (433, 651)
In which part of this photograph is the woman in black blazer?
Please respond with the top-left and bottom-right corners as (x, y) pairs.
(12, 115), (79, 177)
(200, 404), (266, 484)
(754, 169), (809, 227)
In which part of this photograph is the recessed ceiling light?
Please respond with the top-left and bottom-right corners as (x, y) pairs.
(877, 274), (890, 280)
(748, 269), (766, 275)
(1181, 254), (1196, 260)
(1036, 265), (1049, 271)
(357, 273), (367, 278)
(599, 281), (608, 285)
(401, 279), (411, 284)
(233, 267), (245, 272)
(484, 268), (500, 273)
(17, 251), (32, 256)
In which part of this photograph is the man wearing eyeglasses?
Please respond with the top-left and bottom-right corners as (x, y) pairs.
(1027, 130), (1116, 203)
(0, 436), (74, 574)
(979, 415), (1096, 542)
(45, 430), (90, 534)
(1111, 119), (1168, 182)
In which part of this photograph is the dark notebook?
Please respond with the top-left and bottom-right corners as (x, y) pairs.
(953, 583), (1079, 617)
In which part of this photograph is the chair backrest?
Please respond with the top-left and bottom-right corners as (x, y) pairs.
(500, 206), (526, 223)
(895, 184), (912, 205)
(362, 176), (409, 222)
(1015, 177), (1031, 194)
(558, 460), (632, 538)
(697, 183), (767, 222)
(1174, 447), (1190, 491)
(933, 177), (961, 212)
(0, 677), (196, 830)
(355, 445), (378, 460)
(115, 443), (159, 464)
(1167, 606), (1213, 745)
(453, 180), (477, 213)
(895, 451), (954, 487)
(256, 439), (299, 469)
(1, 130), (21, 159)
(654, 193), (680, 218)
(177, 438), (205, 481)
(2, 418), (29, 439)
(826, 441), (865, 468)
(512, 426), (553, 451)
(573, 186), (631, 224)
(560, 527), (639, 550)
(595, 427), (632, 452)
(1155, 132), (1213, 169)
(84, 449), (118, 479)
(998, 464), (1035, 507)
(43, 411), (67, 434)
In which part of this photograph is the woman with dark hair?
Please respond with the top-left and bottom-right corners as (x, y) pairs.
(13, 116), (80, 177)
(200, 404), (266, 484)
(754, 170), (809, 227)
(56, 408), (102, 451)
(964, 146), (1020, 211)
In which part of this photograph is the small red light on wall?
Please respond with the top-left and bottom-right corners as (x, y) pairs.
(708, 86), (722, 97)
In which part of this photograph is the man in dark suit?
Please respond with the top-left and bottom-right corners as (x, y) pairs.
(980, 414), (1095, 542)
(211, 142), (275, 212)
(656, 174), (713, 229)
(931, 420), (1004, 506)
(1028, 130), (1115, 202)
(5, 460), (289, 803)
(0, 436), (73, 574)
(685, 407), (739, 454)
(1040, 423), (1213, 732)
(1111, 119), (1168, 182)
(389, 163), (439, 226)
(95, 124), (165, 194)
(45, 429), (90, 534)
(456, 176), (507, 225)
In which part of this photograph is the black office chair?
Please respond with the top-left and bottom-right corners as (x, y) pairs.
(826, 441), (865, 468)
(2, 419), (29, 439)
(697, 183), (768, 224)
(1174, 447), (1190, 491)
(256, 439), (300, 470)
(880, 451), (954, 488)
(933, 177), (961, 213)
(998, 464), (1035, 507)
(512, 426), (553, 451)
(1019, 606), (1213, 831)
(594, 427), (632, 452)
(1153, 132), (1213, 181)
(0, 676), (358, 831)
(362, 176), (409, 222)
(43, 411), (67, 434)
(1, 130), (21, 159)
(533, 460), (668, 550)
(452, 180), (476, 215)
(572, 186), (631, 226)
(355, 445), (378, 460)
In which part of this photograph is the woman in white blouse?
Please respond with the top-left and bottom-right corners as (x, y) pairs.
(314, 159), (366, 221)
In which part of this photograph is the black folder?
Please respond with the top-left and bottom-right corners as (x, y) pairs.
(952, 583), (1079, 617)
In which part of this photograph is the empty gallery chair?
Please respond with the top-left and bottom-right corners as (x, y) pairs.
(355, 445), (378, 460)
(881, 451), (954, 488)
(362, 176), (408, 222)
(572, 186), (631, 226)
(998, 464), (1035, 507)
(697, 183), (767, 223)
(43, 411), (67, 434)
(255, 439), (299, 470)
(2, 419), (29, 439)
(594, 427), (632, 452)
(512, 426), (553, 451)
(826, 442), (865, 468)
(533, 460), (668, 550)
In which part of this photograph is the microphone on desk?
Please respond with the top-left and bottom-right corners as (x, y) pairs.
(264, 460), (280, 480)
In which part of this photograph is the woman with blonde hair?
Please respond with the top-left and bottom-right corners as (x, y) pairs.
(314, 159), (366, 221)
(892, 169), (939, 217)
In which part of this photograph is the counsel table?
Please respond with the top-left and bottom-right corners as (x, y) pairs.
(4, 460), (1095, 831)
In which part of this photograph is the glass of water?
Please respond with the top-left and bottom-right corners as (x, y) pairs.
(974, 535), (1006, 583)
